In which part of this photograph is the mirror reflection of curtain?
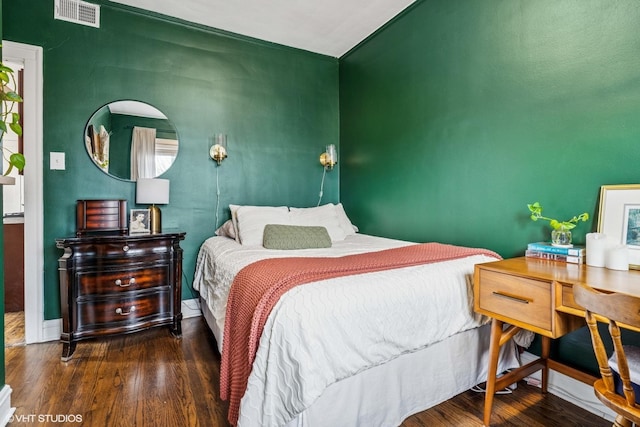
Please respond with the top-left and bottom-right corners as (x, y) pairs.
(97, 125), (110, 172)
(85, 124), (110, 172)
(130, 126), (157, 180)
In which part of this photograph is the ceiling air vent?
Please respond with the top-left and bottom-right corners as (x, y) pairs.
(54, 0), (100, 28)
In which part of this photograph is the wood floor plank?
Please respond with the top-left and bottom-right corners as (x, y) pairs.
(4, 311), (25, 347)
(5, 317), (610, 426)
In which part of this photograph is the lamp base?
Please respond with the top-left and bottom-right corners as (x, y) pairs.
(149, 205), (162, 234)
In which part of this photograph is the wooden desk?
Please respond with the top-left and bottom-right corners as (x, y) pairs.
(474, 257), (640, 427)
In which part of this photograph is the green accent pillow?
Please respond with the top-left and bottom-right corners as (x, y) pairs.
(263, 224), (332, 250)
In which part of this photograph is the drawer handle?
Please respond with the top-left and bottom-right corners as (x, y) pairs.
(115, 306), (136, 315)
(122, 245), (130, 252)
(114, 278), (136, 287)
(492, 291), (532, 304)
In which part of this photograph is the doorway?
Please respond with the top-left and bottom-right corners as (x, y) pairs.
(2, 41), (44, 345)
(3, 59), (25, 347)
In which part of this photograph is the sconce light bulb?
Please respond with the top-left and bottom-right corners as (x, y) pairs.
(210, 143), (228, 165)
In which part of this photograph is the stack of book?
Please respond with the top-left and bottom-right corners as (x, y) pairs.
(525, 242), (585, 264)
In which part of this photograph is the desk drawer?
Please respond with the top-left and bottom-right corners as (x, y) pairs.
(560, 283), (583, 311)
(477, 270), (552, 331)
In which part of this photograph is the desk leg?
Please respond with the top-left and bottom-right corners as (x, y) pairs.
(541, 335), (550, 393)
(483, 318), (503, 427)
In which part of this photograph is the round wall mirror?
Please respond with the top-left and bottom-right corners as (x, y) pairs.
(84, 100), (179, 181)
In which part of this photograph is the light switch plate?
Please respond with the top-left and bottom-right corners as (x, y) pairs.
(50, 152), (65, 170)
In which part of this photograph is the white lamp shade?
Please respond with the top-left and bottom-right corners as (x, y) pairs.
(136, 178), (170, 205)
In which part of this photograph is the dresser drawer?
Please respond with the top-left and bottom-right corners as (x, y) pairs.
(477, 269), (552, 331)
(77, 265), (169, 296)
(71, 239), (173, 265)
(76, 290), (172, 333)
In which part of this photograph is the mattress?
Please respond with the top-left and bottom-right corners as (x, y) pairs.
(200, 299), (519, 427)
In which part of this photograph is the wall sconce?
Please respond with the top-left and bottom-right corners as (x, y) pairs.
(136, 178), (170, 234)
(210, 133), (228, 165)
(320, 144), (337, 170)
(317, 144), (337, 206)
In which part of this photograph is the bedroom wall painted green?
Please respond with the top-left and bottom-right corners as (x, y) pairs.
(341, 0), (640, 253)
(339, 0), (640, 374)
(2, 0), (339, 320)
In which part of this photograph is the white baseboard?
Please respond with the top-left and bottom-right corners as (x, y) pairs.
(520, 351), (615, 422)
(39, 299), (202, 344)
(0, 385), (15, 427)
(42, 318), (62, 342)
(182, 298), (202, 319)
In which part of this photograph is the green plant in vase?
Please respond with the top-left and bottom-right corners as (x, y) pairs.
(527, 202), (589, 247)
(0, 53), (24, 177)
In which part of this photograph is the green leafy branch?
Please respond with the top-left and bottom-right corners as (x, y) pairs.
(0, 55), (25, 176)
(527, 202), (589, 231)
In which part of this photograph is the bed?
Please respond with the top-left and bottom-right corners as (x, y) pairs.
(193, 203), (520, 427)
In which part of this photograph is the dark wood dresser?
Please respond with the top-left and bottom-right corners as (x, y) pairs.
(56, 231), (186, 361)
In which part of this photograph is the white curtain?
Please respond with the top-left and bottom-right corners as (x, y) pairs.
(130, 126), (157, 180)
(97, 125), (110, 172)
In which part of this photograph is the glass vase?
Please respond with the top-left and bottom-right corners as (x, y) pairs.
(551, 229), (572, 247)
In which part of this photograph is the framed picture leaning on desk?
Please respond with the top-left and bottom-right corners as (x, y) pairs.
(597, 184), (640, 269)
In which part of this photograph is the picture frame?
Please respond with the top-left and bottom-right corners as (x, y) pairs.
(129, 208), (151, 235)
(597, 184), (640, 269)
(622, 204), (640, 248)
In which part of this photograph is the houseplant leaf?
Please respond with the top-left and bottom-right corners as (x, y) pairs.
(3, 152), (25, 176)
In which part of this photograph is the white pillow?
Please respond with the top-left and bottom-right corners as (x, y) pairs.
(229, 204), (242, 242)
(235, 205), (290, 246)
(289, 204), (346, 242)
(214, 219), (236, 240)
(335, 203), (358, 235)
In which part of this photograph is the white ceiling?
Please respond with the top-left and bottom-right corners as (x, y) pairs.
(109, 0), (417, 57)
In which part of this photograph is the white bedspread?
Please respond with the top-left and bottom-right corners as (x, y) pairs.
(193, 234), (413, 352)
(193, 234), (499, 427)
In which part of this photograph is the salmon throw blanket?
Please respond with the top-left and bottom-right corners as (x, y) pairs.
(220, 242), (500, 425)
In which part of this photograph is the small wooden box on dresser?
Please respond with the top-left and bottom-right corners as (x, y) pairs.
(56, 231), (186, 361)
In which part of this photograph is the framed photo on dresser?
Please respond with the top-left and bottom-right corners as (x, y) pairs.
(129, 209), (150, 234)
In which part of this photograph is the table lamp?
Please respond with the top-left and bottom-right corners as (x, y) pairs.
(136, 178), (170, 234)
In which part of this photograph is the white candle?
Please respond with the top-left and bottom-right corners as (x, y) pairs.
(606, 245), (629, 271)
(586, 233), (609, 268)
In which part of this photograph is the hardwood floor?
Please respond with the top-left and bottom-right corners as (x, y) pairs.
(4, 311), (25, 348)
(5, 317), (610, 426)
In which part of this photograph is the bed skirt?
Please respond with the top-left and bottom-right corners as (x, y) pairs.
(201, 297), (520, 426)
